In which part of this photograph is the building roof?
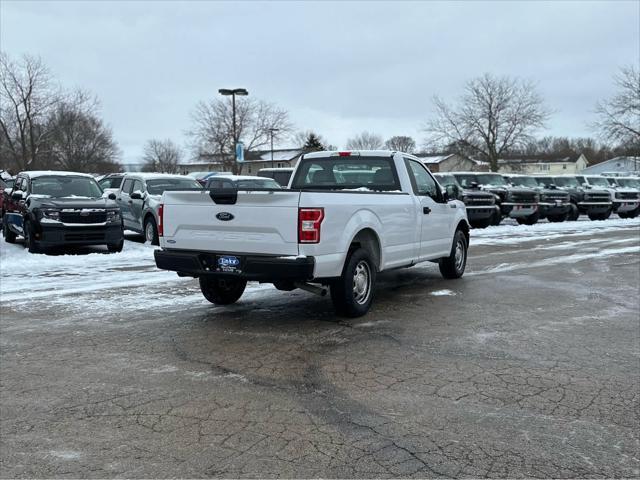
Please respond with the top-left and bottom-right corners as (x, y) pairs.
(415, 154), (456, 164)
(498, 155), (585, 165)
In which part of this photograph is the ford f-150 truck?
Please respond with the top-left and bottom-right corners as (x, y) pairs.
(154, 151), (470, 317)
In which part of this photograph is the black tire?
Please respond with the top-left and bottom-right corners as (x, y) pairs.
(439, 229), (468, 279)
(628, 208), (639, 219)
(199, 277), (247, 305)
(601, 208), (612, 220)
(547, 213), (567, 223)
(3, 219), (16, 243)
(24, 220), (41, 254)
(107, 239), (124, 253)
(470, 217), (492, 229)
(618, 211), (629, 219)
(516, 211), (540, 226)
(144, 216), (159, 245)
(330, 248), (376, 318)
(491, 210), (502, 226)
(567, 203), (580, 221)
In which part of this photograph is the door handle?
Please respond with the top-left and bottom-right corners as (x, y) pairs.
(423, 207), (431, 214)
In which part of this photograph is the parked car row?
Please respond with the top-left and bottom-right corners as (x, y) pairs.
(433, 172), (639, 227)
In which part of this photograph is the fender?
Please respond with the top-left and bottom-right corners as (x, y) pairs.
(339, 208), (384, 271)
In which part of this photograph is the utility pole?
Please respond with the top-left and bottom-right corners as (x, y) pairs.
(269, 128), (279, 169)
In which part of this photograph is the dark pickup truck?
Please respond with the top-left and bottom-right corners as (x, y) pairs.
(534, 175), (613, 221)
(453, 172), (539, 225)
(504, 174), (571, 222)
(2, 171), (124, 253)
(434, 173), (499, 228)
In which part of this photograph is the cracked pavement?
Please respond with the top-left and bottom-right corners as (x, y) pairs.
(1, 226), (639, 478)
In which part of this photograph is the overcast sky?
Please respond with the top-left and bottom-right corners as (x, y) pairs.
(1, 1), (638, 163)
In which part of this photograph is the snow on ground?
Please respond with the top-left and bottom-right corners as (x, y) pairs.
(430, 289), (456, 296)
(0, 217), (638, 320)
(471, 217), (640, 246)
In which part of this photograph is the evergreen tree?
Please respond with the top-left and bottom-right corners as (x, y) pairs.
(303, 132), (325, 152)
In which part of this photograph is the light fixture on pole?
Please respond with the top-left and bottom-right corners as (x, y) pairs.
(218, 88), (249, 170)
(269, 128), (279, 169)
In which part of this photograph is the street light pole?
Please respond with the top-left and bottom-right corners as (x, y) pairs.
(269, 128), (279, 169)
(218, 88), (248, 173)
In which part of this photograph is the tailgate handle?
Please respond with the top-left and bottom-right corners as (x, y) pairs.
(209, 188), (238, 205)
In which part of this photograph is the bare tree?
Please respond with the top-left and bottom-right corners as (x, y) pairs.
(142, 139), (182, 173)
(46, 90), (120, 173)
(188, 97), (292, 173)
(424, 73), (550, 172)
(593, 66), (640, 148)
(0, 53), (60, 171)
(345, 131), (384, 150)
(385, 135), (416, 153)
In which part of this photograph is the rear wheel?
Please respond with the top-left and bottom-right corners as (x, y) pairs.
(199, 277), (247, 305)
(330, 248), (376, 317)
(2, 219), (16, 243)
(439, 229), (468, 279)
(144, 217), (159, 245)
(516, 211), (540, 226)
(24, 221), (41, 254)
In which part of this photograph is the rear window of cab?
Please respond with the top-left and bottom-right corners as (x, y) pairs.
(291, 156), (400, 191)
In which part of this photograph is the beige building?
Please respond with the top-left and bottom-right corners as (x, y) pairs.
(416, 153), (489, 172)
(498, 154), (589, 174)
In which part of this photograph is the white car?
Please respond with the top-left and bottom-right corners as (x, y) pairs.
(154, 151), (470, 317)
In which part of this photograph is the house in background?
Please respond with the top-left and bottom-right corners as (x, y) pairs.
(415, 153), (488, 172)
(498, 154), (589, 174)
(177, 149), (303, 175)
(580, 156), (640, 175)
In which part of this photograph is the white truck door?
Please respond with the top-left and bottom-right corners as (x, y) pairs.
(404, 159), (451, 260)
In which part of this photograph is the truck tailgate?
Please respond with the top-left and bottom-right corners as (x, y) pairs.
(161, 190), (301, 255)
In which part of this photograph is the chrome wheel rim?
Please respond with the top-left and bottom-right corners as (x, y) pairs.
(145, 222), (154, 242)
(352, 260), (372, 305)
(454, 239), (466, 271)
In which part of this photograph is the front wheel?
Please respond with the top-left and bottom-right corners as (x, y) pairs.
(567, 203), (580, 221)
(491, 210), (502, 226)
(547, 213), (567, 223)
(107, 239), (124, 253)
(330, 248), (376, 317)
(24, 221), (41, 254)
(470, 217), (492, 229)
(439, 229), (468, 279)
(3, 220), (16, 243)
(516, 211), (540, 226)
(199, 277), (247, 305)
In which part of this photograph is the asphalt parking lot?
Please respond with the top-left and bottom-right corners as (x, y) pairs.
(1, 221), (639, 478)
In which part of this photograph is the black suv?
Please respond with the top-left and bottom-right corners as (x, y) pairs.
(2, 171), (124, 253)
(534, 175), (612, 221)
(434, 173), (499, 228)
(504, 174), (570, 222)
(453, 172), (539, 225)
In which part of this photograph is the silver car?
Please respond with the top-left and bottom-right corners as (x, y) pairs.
(116, 173), (202, 244)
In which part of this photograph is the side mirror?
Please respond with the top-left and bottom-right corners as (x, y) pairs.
(445, 185), (458, 199)
(11, 190), (23, 201)
(469, 181), (479, 189)
(441, 190), (450, 202)
(130, 191), (143, 200)
(108, 192), (117, 200)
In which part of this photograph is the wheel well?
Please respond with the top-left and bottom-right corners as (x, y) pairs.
(456, 220), (470, 245)
(144, 213), (155, 226)
(349, 228), (382, 271)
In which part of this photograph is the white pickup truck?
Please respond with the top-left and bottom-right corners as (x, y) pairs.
(154, 151), (470, 317)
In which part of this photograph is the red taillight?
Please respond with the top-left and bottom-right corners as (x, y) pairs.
(298, 208), (324, 243)
(338, 151), (351, 157)
(157, 203), (164, 237)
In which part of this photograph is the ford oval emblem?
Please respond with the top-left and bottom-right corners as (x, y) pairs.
(216, 212), (234, 221)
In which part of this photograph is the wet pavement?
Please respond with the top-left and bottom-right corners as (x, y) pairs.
(1, 223), (639, 478)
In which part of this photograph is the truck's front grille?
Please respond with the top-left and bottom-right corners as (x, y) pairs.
(511, 192), (536, 203)
(585, 193), (610, 202)
(617, 192), (639, 200)
(542, 193), (569, 202)
(60, 211), (107, 224)
(465, 195), (494, 206)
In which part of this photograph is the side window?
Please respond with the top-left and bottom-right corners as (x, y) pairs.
(131, 180), (143, 194)
(121, 178), (133, 194)
(405, 159), (439, 200)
